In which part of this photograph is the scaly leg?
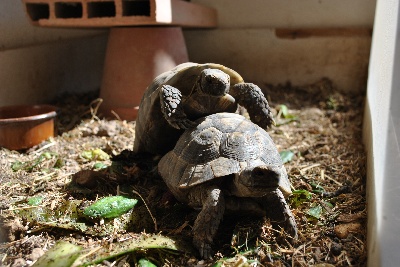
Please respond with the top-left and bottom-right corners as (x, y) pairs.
(230, 83), (275, 129)
(160, 85), (197, 129)
(264, 189), (298, 240)
(188, 185), (225, 259)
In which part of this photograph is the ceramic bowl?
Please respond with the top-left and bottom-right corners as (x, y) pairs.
(0, 105), (57, 150)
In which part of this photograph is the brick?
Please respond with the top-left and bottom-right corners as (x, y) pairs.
(22, 0), (217, 28)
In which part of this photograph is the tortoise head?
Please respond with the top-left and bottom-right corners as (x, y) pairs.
(232, 165), (281, 197)
(198, 69), (230, 97)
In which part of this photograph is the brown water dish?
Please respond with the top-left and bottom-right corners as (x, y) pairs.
(0, 105), (57, 150)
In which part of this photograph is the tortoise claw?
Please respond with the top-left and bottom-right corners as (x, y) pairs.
(178, 118), (197, 129)
(168, 118), (195, 130)
(193, 239), (213, 259)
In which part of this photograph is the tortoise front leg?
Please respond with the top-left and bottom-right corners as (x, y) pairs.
(188, 185), (225, 259)
(230, 83), (275, 129)
(160, 85), (197, 129)
(264, 189), (298, 240)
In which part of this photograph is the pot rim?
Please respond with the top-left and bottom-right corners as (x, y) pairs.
(0, 104), (57, 125)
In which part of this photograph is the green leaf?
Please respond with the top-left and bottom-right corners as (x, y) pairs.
(211, 261), (224, 267)
(93, 162), (108, 170)
(53, 158), (65, 168)
(323, 201), (334, 209)
(32, 241), (82, 267)
(276, 104), (299, 126)
(280, 150), (294, 164)
(42, 152), (53, 159)
(279, 105), (298, 119)
(81, 149), (110, 161)
(307, 205), (323, 219)
(327, 96), (338, 110)
(11, 161), (24, 171)
(11, 152), (59, 172)
(83, 196), (138, 219)
(310, 181), (325, 194)
(27, 196), (44, 206)
(280, 104), (289, 118)
(290, 190), (313, 207)
(138, 259), (157, 267)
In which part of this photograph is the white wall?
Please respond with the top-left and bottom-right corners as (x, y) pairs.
(0, 1), (105, 50)
(184, 0), (376, 94)
(0, 35), (108, 106)
(364, 0), (400, 266)
(190, 0), (375, 28)
(0, 1), (108, 106)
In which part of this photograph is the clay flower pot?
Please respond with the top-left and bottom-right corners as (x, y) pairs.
(99, 27), (189, 121)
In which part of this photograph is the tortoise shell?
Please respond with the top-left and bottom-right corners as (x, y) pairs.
(158, 113), (292, 196)
(134, 63), (245, 155)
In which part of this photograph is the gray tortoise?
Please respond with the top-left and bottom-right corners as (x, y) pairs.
(133, 62), (274, 155)
(158, 113), (297, 259)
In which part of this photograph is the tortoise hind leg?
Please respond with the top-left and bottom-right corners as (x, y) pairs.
(188, 185), (225, 259)
(230, 83), (275, 129)
(160, 85), (197, 129)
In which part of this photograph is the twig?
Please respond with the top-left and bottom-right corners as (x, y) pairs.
(300, 164), (321, 175)
(323, 174), (343, 186)
(8, 205), (45, 211)
(89, 98), (103, 121)
(132, 189), (158, 231)
(111, 110), (122, 121)
(33, 142), (56, 155)
(72, 246), (102, 267)
(34, 171), (57, 182)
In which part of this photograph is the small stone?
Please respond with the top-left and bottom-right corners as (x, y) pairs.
(72, 170), (101, 188)
(330, 242), (342, 256)
(27, 247), (45, 261)
(334, 222), (362, 239)
(11, 258), (26, 267)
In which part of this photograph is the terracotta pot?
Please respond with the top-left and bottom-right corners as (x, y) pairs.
(99, 27), (189, 121)
(0, 105), (57, 150)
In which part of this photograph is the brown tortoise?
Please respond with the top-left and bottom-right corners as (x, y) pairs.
(158, 113), (297, 259)
(133, 62), (274, 156)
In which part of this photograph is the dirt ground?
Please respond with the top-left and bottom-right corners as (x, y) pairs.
(0, 78), (367, 267)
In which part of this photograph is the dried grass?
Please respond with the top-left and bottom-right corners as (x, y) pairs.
(0, 79), (366, 266)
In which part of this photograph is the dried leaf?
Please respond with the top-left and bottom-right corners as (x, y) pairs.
(32, 241), (82, 267)
(76, 234), (181, 266)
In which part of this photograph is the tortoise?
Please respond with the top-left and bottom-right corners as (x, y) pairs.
(133, 62), (274, 156)
(158, 113), (297, 259)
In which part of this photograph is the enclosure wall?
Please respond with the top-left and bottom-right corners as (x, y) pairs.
(185, 0), (376, 94)
(0, 1), (108, 107)
(364, 0), (400, 266)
